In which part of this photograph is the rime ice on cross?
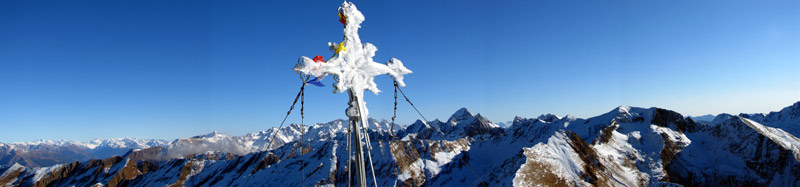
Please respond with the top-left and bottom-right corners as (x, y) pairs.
(293, 2), (412, 121)
(293, 3), (410, 186)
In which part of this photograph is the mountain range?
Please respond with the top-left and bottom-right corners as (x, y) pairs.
(0, 101), (798, 186)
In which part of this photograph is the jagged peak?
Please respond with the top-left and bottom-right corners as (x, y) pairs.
(536, 114), (561, 122)
(448, 107), (474, 122)
(474, 113), (486, 120)
(473, 114), (497, 126)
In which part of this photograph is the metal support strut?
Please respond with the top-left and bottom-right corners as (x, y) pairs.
(347, 90), (368, 187)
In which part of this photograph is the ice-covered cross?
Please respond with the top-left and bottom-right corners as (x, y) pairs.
(293, 2), (412, 120)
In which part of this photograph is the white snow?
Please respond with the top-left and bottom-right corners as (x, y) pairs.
(7, 138), (168, 152)
(521, 131), (587, 185)
(740, 118), (800, 160)
(33, 164), (63, 182)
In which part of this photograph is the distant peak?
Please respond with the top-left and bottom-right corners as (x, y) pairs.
(536, 114), (561, 122)
(449, 107), (474, 122)
(605, 105), (657, 117)
(454, 107), (472, 115)
(688, 114), (716, 122)
(711, 113), (734, 125)
(194, 131), (226, 139)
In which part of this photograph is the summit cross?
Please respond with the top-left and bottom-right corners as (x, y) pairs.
(292, 2), (412, 187)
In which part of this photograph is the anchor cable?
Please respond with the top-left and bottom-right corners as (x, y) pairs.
(300, 83), (306, 187)
(265, 80), (306, 151)
(395, 84), (487, 185)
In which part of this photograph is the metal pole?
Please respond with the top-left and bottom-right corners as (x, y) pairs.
(348, 90), (368, 187)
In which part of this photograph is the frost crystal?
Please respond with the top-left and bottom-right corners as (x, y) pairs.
(293, 1), (412, 119)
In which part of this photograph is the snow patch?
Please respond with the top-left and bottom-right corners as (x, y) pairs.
(33, 164), (63, 182)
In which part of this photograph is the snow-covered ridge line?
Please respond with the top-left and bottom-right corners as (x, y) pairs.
(740, 117), (800, 160)
(7, 138), (169, 150)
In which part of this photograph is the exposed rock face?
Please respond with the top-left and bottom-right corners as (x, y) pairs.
(462, 114), (505, 137)
(1, 103), (800, 186)
(667, 117), (800, 186)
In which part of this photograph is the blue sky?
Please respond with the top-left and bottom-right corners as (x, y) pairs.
(1, 0), (798, 142)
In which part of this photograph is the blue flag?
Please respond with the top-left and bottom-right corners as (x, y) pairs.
(306, 77), (325, 87)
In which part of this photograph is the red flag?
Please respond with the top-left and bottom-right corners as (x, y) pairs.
(313, 56), (325, 63)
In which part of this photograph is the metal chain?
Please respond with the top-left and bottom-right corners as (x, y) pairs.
(391, 81), (398, 137)
(300, 85), (305, 187)
(395, 85), (486, 185)
(266, 81), (306, 151)
(396, 85), (440, 134)
(390, 81), (400, 186)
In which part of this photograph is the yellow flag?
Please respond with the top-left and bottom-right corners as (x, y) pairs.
(336, 42), (347, 53)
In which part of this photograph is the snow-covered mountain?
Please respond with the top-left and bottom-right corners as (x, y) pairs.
(0, 138), (168, 167)
(495, 121), (514, 128)
(401, 107), (504, 140)
(0, 118), (399, 168)
(2, 102), (800, 186)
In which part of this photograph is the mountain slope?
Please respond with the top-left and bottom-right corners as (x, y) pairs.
(2, 102), (800, 186)
(667, 116), (800, 186)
